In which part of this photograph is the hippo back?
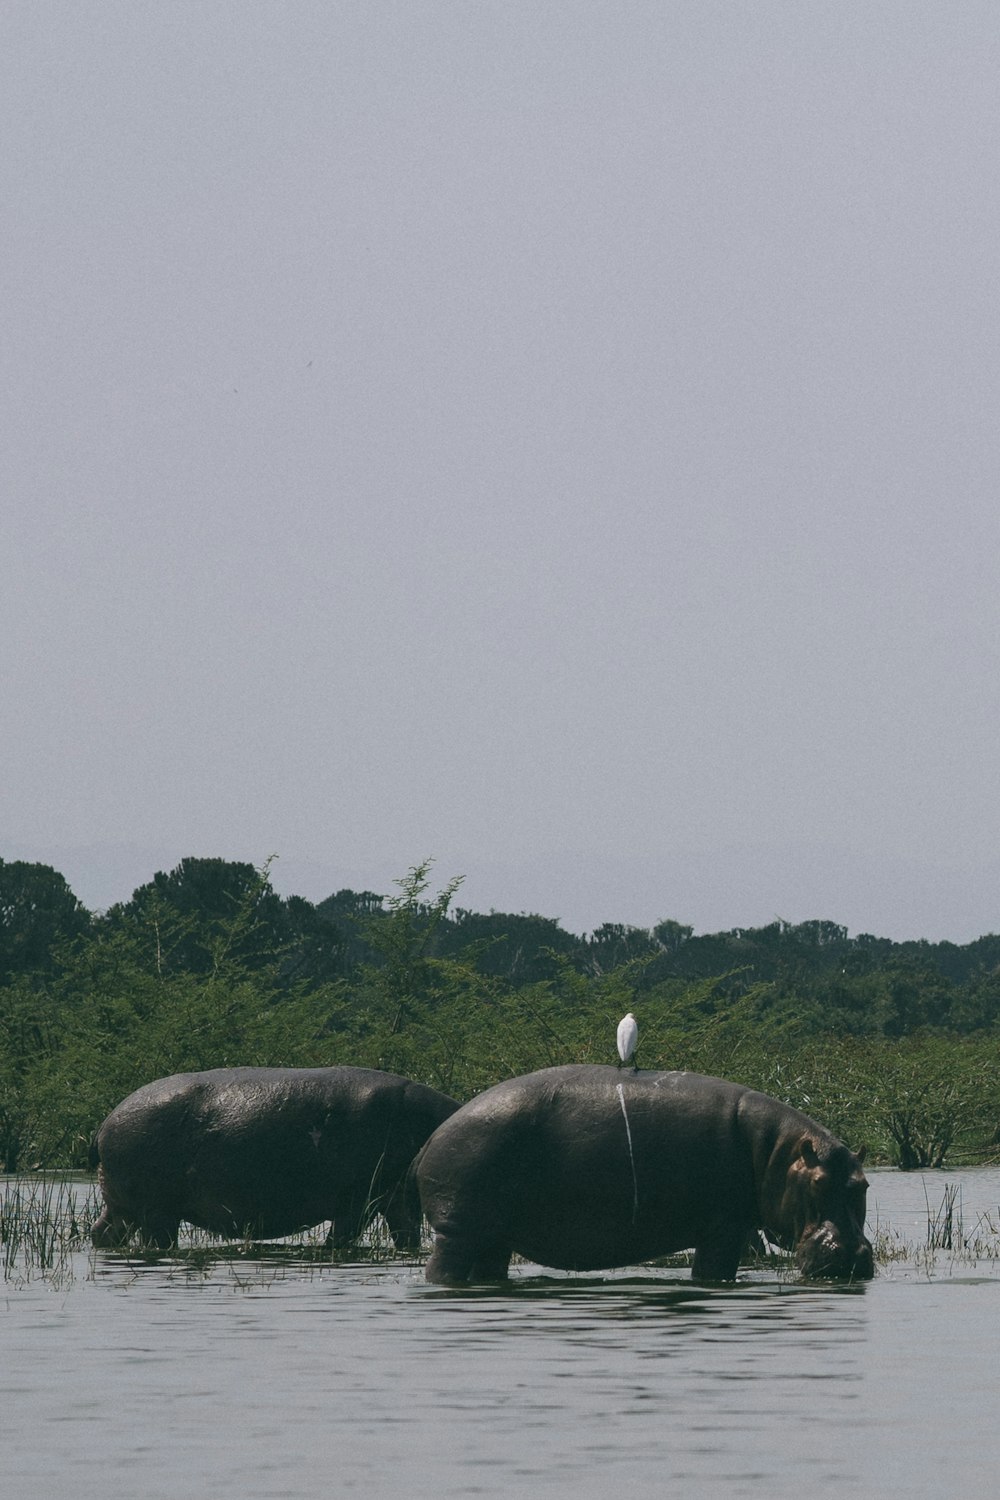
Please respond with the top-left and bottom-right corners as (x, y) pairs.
(92, 1065), (459, 1247)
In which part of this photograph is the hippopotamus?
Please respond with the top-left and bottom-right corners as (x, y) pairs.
(416, 1065), (873, 1283)
(90, 1066), (459, 1251)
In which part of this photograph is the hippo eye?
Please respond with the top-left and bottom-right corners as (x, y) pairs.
(809, 1173), (832, 1207)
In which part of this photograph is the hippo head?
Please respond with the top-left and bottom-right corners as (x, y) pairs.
(772, 1137), (874, 1281)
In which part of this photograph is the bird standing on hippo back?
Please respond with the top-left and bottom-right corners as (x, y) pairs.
(616, 1012), (639, 1071)
(416, 1064), (874, 1285)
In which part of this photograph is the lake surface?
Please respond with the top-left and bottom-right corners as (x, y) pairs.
(3, 1167), (999, 1499)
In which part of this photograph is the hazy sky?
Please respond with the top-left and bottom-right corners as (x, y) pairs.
(3, 2), (999, 940)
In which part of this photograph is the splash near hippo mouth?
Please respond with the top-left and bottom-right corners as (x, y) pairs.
(796, 1223), (875, 1280)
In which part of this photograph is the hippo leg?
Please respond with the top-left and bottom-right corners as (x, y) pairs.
(425, 1231), (511, 1285)
(122, 1208), (181, 1249)
(90, 1205), (131, 1248)
(139, 1215), (182, 1249)
(91, 1205), (180, 1250)
(323, 1194), (370, 1250)
(691, 1222), (750, 1282)
(382, 1179), (423, 1253)
(92, 1163), (181, 1249)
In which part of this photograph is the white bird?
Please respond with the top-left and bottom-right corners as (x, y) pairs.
(616, 1012), (639, 1071)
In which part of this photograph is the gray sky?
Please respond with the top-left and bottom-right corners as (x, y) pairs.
(3, 2), (999, 941)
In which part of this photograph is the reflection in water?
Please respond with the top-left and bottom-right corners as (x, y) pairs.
(2, 1170), (1000, 1499)
(1, 1255), (874, 1498)
(387, 1272), (869, 1496)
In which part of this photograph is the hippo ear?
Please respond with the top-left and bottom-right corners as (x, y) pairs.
(799, 1138), (820, 1169)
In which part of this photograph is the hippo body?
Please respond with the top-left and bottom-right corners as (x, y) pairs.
(91, 1066), (459, 1250)
(416, 1065), (873, 1283)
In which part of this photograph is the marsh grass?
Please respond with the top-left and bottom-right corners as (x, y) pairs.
(172, 1207), (404, 1266)
(88, 1209), (417, 1293)
(0, 1171), (424, 1287)
(5, 1173), (1000, 1288)
(869, 1182), (1000, 1275)
(923, 1181), (1000, 1260)
(0, 1173), (96, 1286)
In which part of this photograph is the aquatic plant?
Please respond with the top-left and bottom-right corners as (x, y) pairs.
(923, 1181), (1000, 1260)
(0, 1169), (422, 1287)
(0, 1173), (95, 1284)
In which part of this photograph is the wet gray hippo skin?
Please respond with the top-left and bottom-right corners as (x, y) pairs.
(417, 1065), (873, 1284)
(91, 1066), (459, 1251)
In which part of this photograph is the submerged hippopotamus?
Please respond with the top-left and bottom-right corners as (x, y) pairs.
(416, 1065), (873, 1283)
(91, 1066), (459, 1251)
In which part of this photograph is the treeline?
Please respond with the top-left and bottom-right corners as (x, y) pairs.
(1, 854), (999, 1175)
(6, 854), (999, 1034)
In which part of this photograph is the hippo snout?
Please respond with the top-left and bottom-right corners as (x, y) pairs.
(796, 1221), (875, 1280)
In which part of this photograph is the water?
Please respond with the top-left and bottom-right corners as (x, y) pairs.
(3, 1168), (999, 1498)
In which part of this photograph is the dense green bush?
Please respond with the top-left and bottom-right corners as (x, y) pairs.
(1, 854), (999, 1169)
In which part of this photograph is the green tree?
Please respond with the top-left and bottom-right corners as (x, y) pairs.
(343, 861), (486, 1092)
(23, 866), (336, 1166)
(102, 856), (291, 975)
(438, 908), (577, 985)
(0, 980), (63, 1169)
(0, 860), (91, 984)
